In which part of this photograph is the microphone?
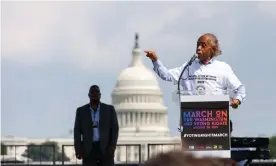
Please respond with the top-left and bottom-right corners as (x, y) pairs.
(177, 54), (198, 92)
(188, 53), (198, 65)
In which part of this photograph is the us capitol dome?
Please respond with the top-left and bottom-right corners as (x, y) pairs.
(112, 33), (170, 136)
(110, 33), (181, 162)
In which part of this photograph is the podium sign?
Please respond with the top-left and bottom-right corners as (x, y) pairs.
(180, 94), (231, 158)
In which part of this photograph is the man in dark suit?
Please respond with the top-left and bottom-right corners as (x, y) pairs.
(74, 85), (119, 166)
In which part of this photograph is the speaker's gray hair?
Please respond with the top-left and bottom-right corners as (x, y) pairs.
(204, 33), (222, 56)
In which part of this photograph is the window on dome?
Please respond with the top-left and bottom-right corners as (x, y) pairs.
(157, 113), (160, 123)
(128, 96), (131, 103)
(122, 114), (126, 125)
(130, 112), (133, 124)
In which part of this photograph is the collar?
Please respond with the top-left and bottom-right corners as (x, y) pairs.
(90, 103), (101, 112)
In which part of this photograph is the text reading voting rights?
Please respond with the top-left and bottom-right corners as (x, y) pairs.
(183, 110), (228, 130)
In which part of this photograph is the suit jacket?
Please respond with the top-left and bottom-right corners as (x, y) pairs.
(74, 102), (119, 157)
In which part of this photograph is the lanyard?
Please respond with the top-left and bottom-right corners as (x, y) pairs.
(91, 105), (100, 120)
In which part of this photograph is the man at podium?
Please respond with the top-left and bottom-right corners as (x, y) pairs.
(144, 33), (246, 133)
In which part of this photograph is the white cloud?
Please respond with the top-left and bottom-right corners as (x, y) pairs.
(2, 1), (243, 70)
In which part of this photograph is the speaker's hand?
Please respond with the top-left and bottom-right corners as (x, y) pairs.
(144, 50), (158, 62)
(230, 98), (240, 109)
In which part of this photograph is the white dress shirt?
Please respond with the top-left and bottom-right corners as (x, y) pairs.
(152, 57), (246, 103)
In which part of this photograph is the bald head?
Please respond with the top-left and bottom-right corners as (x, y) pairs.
(202, 33), (217, 44)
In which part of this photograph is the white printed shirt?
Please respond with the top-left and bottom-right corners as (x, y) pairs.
(152, 58), (246, 102)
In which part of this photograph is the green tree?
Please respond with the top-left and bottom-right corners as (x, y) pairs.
(269, 136), (276, 159)
(1, 142), (7, 155)
(22, 141), (70, 161)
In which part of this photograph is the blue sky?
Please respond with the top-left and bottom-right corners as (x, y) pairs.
(1, 1), (276, 138)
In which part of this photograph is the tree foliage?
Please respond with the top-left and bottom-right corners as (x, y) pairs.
(22, 141), (70, 161)
(1, 142), (7, 155)
(269, 136), (276, 159)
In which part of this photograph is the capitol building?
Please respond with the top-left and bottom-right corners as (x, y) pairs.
(1, 34), (181, 163)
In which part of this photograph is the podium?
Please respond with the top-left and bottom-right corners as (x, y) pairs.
(176, 90), (231, 158)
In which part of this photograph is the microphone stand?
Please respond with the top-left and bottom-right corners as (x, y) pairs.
(177, 59), (195, 92)
(177, 54), (198, 133)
